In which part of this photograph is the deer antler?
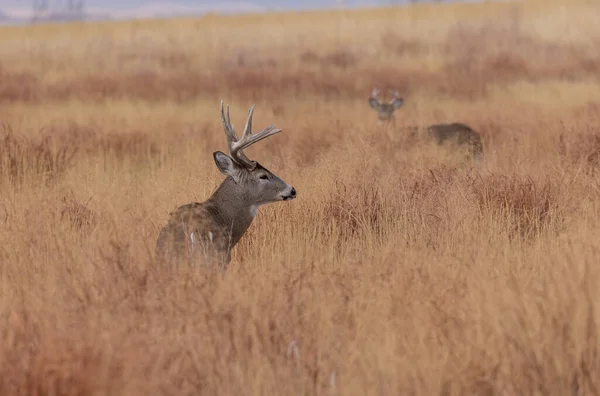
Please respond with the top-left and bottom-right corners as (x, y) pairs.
(371, 88), (380, 100)
(220, 101), (282, 169)
(389, 89), (401, 99)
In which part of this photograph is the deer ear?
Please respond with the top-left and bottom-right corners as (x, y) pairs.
(392, 97), (404, 109)
(391, 98), (404, 109)
(368, 97), (380, 109)
(213, 151), (243, 182)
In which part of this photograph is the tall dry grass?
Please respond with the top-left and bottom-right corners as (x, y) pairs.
(1, 0), (600, 394)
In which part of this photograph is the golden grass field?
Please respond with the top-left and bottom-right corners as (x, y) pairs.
(1, 0), (600, 394)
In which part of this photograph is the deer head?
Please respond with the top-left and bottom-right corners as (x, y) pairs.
(368, 88), (404, 124)
(213, 101), (296, 206)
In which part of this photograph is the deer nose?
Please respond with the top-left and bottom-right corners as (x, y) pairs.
(290, 187), (296, 197)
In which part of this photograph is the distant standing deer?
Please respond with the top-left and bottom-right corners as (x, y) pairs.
(155, 101), (297, 269)
(368, 88), (483, 160)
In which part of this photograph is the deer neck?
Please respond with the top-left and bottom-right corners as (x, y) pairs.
(378, 115), (395, 127)
(207, 177), (257, 247)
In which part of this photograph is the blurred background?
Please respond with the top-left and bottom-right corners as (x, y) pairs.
(3, 0), (479, 24)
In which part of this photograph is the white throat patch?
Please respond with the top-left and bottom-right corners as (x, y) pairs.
(250, 205), (258, 218)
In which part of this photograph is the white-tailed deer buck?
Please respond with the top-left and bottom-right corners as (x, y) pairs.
(368, 88), (483, 160)
(155, 101), (297, 269)
(368, 88), (405, 128)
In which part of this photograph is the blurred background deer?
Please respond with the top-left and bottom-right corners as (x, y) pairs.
(368, 88), (483, 161)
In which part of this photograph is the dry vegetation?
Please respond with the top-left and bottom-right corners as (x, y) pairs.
(1, 0), (600, 394)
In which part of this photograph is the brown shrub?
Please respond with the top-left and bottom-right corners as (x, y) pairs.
(361, 66), (421, 99)
(323, 180), (387, 241)
(45, 67), (364, 102)
(439, 58), (490, 99)
(98, 130), (163, 165)
(444, 20), (600, 85)
(480, 52), (529, 81)
(473, 174), (561, 240)
(298, 48), (359, 69)
(0, 123), (78, 187)
(299, 49), (319, 64)
(380, 32), (422, 56)
(0, 65), (40, 103)
(223, 51), (278, 70)
(321, 49), (359, 69)
(557, 118), (600, 173)
(46, 71), (198, 102)
(0, 121), (166, 187)
(291, 124), (335, 167)
(402, 165), (465, 249)
(42, 120), (164, 166)
(573, 102), (600, 119)
(60, 192), (98, 233)
(118, 49), (195, 71)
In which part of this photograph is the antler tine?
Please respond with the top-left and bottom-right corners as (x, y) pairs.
(389, 89), (401, 98)
(240, 123), (282, 150)
(225, 102), (283, 169)
(371, 87), (380, 98)
(241, 104), (255, 141)
(220, 100), (239, 145)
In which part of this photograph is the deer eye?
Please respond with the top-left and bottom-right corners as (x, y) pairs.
(259, 174), (268, 180)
